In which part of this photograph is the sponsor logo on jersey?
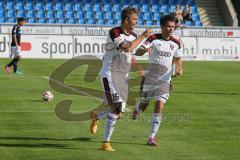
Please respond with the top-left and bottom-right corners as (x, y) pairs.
(158, 51), (172, 57)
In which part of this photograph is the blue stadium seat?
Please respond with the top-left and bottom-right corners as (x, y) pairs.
(115, 19), (121, 25)
(190, 6), (197, 13)
(26, 10), (35, 18)
(0, 18), (6, 23)
(140, 0), (148, 4)
(143, 13), (152, 20)
(107, 19), (115, 25)
(46, 11), (55, 18)
(84, 4), (92, 11)
(36, 11), (45, 18)
(122, 0), (129, 4)
(138, 14), (143, 20)
(84, 0), (92, 3)
(76, 11), (84, 18)
(122, 4), (129, 10)
(67, 18), (75, 24)
(113, 4), (121, 12)
(112, 0), (119, 4)
(6, 10), (15, 17)
(47, 18), (56, 24)
(66, 11), (74, 18)
(16, 2), (24, 10)
(65, 3), (74, 11)
(28, 18), (36, 23)
(115, 12), (121, 21)
(192, 13), (200, 21)
(73, 0), (84, 2)
(132, 0), (139, 5)
(56, 11), (65, 18)
(150, 0), (159, 4)
(138, 19), (144, 25)
(188, 0), (196, 6)
(87, 19), (96, 24)
(0, 11), (4, 18)
(185, 21), (194, 26)
(85, 11), (94, 19)
(55, 0), (63, 2)
(155, 21), (160, 26)
(153, 13), (161, 21)
(76, 19), (85, 24)
(7, 18), (16, 23)
(0, 2), (4, 9)
(97, 19), (105, 25)
(141, 5), (149, 12)
(152, 5), (160, 12)
(38, 18), (47, 23)
(169, 5), (176, 12)
(17, 11), (25, 18)
(74, 4), (82, 11)
(96, 12), (104, 19)
(105, 12), (114, 19)
(93, 4), (102, 12)
(132, 4), (139, 10)
(45, 3), (54, 10)
(93, 0), (102, 3)
(64, 0), (73, 2)
(6, 2), (14, 10)
(55, 3), (64, 10)
(145, 20), (153, 26)
(103, 0), (111, 3)
(160, 5), (169, 13)
(159, 0), (168, 4)
(35, 3), (44, 10)
(195, 21), (203, 26)
(179, 0), (187, 5)
(103, 4), (112, 12)
(169, 0), (177, 5)
(25, 2), (34, 10)
(57, 19), (66, 24)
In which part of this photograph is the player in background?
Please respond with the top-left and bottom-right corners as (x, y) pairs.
(171, 18), (185, 77)
(90, 7), (152, 151)
(5, 17), (26, 74)
(132, 15), (183, 146)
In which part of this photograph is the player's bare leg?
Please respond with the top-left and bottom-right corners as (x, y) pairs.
(90, 109), (110, 134)
(132, 101), (149, 120)
(147, 100), (164, 146)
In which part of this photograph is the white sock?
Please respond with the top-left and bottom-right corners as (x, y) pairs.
(96, 110), (109, 119)
(149, 113), (163, 139)
(135, 102), (142, 113)
(103, 112), (118, 142)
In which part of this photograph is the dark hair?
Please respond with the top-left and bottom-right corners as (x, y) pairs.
(160, 15), (176, 26)
(121, 7), (138, 23)
(17, 17), (26, 23)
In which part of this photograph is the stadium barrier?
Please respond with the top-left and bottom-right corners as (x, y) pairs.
(0, 24), (240, 61)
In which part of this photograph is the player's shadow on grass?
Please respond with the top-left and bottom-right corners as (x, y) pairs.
(0, 136), (90, 142)
(30, 100), (46, 102)
(0, 136), (146, 146)
(0, 143), (74, 149)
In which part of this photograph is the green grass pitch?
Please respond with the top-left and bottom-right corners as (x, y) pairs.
(0, 59), (239, 160)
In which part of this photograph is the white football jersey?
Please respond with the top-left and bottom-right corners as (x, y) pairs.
(142, 34), (183, 83)
(100, 27), (137, 78)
